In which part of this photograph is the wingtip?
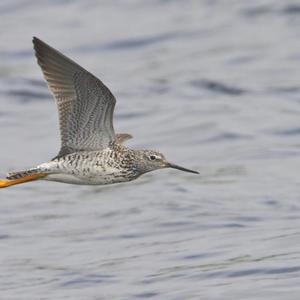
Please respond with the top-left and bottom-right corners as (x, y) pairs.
(32, 37), (46, 50)
(32, 37), (49, 61)
(32, 36), (39, 44)
(32, 37), (41, 52)
(32, 37), (41, 59)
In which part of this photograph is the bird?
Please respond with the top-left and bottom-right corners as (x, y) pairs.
(0, 37), (198, 188)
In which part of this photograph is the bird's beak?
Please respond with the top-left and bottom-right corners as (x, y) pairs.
(167, 162), (199, 174)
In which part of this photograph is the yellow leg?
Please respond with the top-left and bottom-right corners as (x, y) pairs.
(0, 173), (47, 188)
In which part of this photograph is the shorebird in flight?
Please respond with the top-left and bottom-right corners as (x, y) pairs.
(0, 37), (198, 188)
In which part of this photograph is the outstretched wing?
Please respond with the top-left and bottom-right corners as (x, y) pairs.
(33, 37), (116, 157)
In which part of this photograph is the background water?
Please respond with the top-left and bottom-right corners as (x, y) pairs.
(1, 0), (300, 299)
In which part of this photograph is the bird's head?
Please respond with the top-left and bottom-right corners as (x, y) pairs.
(135, 150), (199, 175)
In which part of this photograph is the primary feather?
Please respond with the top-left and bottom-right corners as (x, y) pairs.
(33, 37), (116, 157)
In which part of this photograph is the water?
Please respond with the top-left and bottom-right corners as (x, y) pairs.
(1, 0), (300, 299)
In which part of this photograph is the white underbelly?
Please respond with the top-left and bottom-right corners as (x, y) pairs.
(43, 174), (93, 185)
(43, 171), (130, 185)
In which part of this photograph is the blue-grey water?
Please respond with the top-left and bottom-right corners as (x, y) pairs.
(1, 1), (300, 299)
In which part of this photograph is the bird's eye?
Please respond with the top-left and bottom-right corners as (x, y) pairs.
(150, 155), (156, 161)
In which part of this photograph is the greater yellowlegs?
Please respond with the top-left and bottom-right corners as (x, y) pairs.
(0, 37), (198, 188)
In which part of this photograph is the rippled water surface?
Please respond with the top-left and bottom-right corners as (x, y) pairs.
(1, 1), (300, 299)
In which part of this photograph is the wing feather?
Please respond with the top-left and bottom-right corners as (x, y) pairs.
(33, 37), (116, 157)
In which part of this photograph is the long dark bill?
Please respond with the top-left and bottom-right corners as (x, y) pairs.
(168, 163), (199, 174)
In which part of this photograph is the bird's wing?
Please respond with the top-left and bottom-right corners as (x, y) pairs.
(115, 133), (133, 144)
(33, 37), (116, 157)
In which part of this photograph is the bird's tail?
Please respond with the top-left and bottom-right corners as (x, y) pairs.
(0, 169), (47, 188)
